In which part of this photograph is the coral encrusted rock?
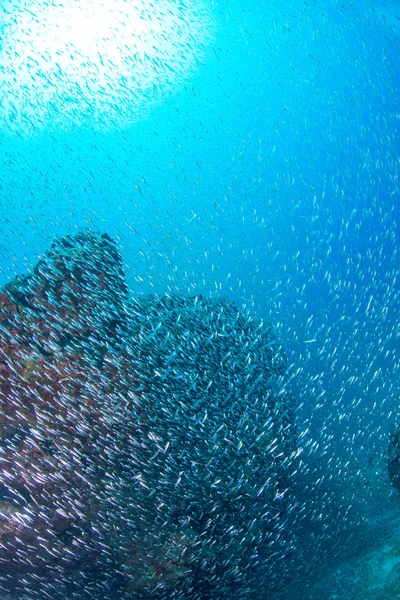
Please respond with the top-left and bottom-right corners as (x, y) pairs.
(0, 230), (296, 600)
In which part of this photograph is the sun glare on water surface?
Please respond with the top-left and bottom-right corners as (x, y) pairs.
(0, 0), (214, 135)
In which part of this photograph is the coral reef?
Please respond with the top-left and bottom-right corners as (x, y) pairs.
(388, 428), (400, 491)
(0, 231), (296, 599)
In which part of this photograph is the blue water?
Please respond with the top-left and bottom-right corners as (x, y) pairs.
(0, 0), (399, 597)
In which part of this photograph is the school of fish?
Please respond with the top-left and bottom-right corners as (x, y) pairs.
(0, 230), (297, 599)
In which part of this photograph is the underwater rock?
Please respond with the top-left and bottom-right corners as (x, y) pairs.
(388, 429), (400, 491)
(0, 231), (296, 599)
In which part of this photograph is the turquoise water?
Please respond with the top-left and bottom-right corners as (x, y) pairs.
(0, 0), (399, 598)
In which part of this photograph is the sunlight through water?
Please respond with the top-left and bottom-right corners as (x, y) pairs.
(0, 0), (214, 135)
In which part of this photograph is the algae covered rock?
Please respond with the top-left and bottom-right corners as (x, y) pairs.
(0, 230), (296, 599)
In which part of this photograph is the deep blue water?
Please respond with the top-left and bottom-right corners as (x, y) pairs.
(0, 0), (399, 597)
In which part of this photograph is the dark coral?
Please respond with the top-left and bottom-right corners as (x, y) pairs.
(0, 231), (296, 599)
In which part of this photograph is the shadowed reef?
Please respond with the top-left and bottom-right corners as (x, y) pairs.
(0, 231), (296, 599)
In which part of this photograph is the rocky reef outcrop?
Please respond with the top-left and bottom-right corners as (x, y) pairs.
(388, 428), (400, 491)
(0, 231), (296, 599)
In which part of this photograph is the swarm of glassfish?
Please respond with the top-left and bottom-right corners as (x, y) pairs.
(0, 231), (296, 599)
(388, 425), (400, 491)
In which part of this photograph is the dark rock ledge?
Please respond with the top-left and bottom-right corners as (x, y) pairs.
(0, 230), (296, 599)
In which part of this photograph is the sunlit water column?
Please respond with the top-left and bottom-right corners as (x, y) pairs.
(0, 0), (214, 135)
